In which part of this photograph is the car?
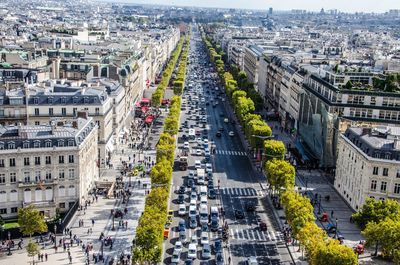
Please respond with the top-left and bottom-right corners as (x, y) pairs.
(200, 196), (207, 207)
(196, 149), (202, 156)
(178, 204), (186, 216)
(224, 118), (229, 123)
(188, 243), (197, 259)
(202, 244), (212, 259)
(177, 194), (184, 204)
(245, 202), (257, 212)
(200, 232), (209, 245)
(216, 132), (222, 137)
(187, 178), (194, 188)
(190, 234), (198, 246)
(184, 259), (193, 265)
(216, 252), (224, 265)
(210, 219), (219, 232)
(183, 142), (190, 149)
(214, 239), (222, 253)
(229, 131), (235, 137)
(259, 221), (268, 231)
(189, 216), (197, 228)
(177, 185), (186, 194)
(208, 189), (216, 199)
(174, 241), (183, 252)
(247, 257), (258, 265)
(178, 219), (186, 232)
(190, 191), (197, 201)
(234, 209), (245, 219)
(171, 249), (181, 263)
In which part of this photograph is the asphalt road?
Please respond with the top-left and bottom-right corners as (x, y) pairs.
(163, 26), (293, 265)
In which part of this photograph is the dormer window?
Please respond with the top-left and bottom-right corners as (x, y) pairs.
(61, 97), (66, 104)
(8, 142), (15, 149)
(73, 97), (78, 104)
(34, 141), (41, 148)
(48, 97), (53, 104)
(84, 97), (89, 104)
(23, 141), (30, 149)
(68, 139), (74, 146)
(34, 98), (39, 104)
(45, 140), (52, 148)
(58, 140), (64, 147)
(0, 142), (4, 150)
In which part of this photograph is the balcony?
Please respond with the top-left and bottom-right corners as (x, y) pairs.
(18, 179), (58, 188)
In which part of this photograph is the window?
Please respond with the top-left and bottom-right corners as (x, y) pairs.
(59, 156), (64, 164)
(8, 142), (15, 149)
(95, 108), (100, 115)
(34, 157), (41, 165)
(0, 209), (6, 214)
(73, 108), (77, 116)
(383, 168), (389, 177)
(381, 181), (387, 192)
(61, 97), (66, 104)
(68, 140), (74, 146)
(34, 98), (39, 104)
(370, 180), (377, 191)
(0, 174), (5, 184)
(24, 172), (30, 183)
(9, 158), (15, 167)
(45, 156), (51, 164)
(34, 108), (39, 115)
(68, 155), (74, 163)
(45, 141), (52, 148)
(9, 173), (16, 183)
(59, 202), (66, 209)
(11, 207), (17, 213)
(59, 169), (65, 179)
(45, 171), (52, 180)
(49, 108), (54, 116)
(373, 167), (379, 175)
(24, 157), (30, 166)
(35, 171), (41, 182)
(62, 108), (66, 116)
(397, 170), (400, 178)
(58, 140), (64, 147)
(68, 169), (75, 179)
(23, 141), (30, 148)
(0, 159), (3, 167)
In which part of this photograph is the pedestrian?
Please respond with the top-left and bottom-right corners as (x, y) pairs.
(69, 256), (72, 264)
(331, 210), (334, 217)
(41, 253), (44, 262)
(92, 219), (95, 227)
(45, 253), (48, 261)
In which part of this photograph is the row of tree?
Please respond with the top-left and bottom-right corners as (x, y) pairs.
(151, 36), (185, 107)
(132, 34), (190, 264)
(201, 27), (357, 265)
(173, 35), (190, 95)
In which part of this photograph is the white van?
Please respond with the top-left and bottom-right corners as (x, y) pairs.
(210, 206), (219, 222)
(189, 205), (197, 219)
(200, 186), (208, 198)
(199, 205), (208, 224)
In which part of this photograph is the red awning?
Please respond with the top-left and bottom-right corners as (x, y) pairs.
(145, 115), (154, 124)
(141, 106), (149, 113)
(141, 98), (150, 104)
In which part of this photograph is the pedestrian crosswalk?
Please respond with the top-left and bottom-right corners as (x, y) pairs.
(220, 187), (265, 197)
(171, 228), (283, 242)
(215, 149), (247, 156)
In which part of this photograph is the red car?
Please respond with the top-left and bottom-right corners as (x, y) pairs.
(259, 221), (267, 231)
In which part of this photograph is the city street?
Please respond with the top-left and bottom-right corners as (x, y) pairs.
(163, 26), (293, 265)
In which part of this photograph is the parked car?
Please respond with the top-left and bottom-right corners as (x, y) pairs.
(202, 244), (212, 259)
(188, 243), (197, 259)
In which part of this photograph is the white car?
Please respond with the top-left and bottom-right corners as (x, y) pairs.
(195, 160), (202, 169)
(188, 243), (197, 259)
(190, 234), (198, 246)
(174, 241), (183, 253)
(229, 131), (234, 137)
(196, 149), (202, 156)
(247, 257), (258, 265)
(202, 244), (211, 259)
(200, 232), (209, 245)
(200, 196), (207, 207)
(178, 204), (186, 216)
(183, 141), (190, 149)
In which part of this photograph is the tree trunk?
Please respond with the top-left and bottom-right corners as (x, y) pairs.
(374, 242), (378, 256)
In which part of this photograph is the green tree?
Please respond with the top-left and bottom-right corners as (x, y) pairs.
(246, 120), (272, 148)
(352, 198), (400, 229)
(312, 240), (358, 265)
(173, 81), (184, 95)
(232, 90), (247, 106)
(248, 87), (264, 111)
(265, 159), (295, 193)
(229, 64), (239, 80)
(344, 80), (353, 90)
(18, 205), (47, 238)
(264, 139), (286, 161)
(26, 241), (40, 265)
(146, 188), (169, 213)
(163, 116), (179, 135)
(298, 222), (326, 260)
(150, 159), (172, 185)
(237, 71), (248, 90)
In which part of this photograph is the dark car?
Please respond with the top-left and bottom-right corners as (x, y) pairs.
(210, 219), (219, 232)
(177, 194), (185, 204)
(234, 210), (245, 219)
(216, 132), (222, 137)
(187, 178), (194, 188)
(177, 186), (186, 194)
(214, 239), (222, 253)
(178, 219), (186, 232)
(208, 189), (216, 199)
(245, 203), (257, 212)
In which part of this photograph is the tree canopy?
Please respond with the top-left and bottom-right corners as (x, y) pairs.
(18, 205), (47, 237)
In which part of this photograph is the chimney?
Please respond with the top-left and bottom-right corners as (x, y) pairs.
(72, 121), (78, 129)
(76, 111), (88, 120)
(394, 137), (400, 150)
(361, 127), (372, 136)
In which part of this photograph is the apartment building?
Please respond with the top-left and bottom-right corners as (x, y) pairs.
(0, 114), (98, 219)
(335, 126), (400, 210)
(243, 45), (264, 89)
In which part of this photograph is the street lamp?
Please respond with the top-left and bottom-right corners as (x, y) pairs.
(101, 238), (104, 258)
(54, 224), (57, 250)
(7, 231), (11, 255)
(335, 218), (338, 239)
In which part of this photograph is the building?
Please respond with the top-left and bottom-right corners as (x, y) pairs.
(243, 45), (264, 89)
(0, 113), (98, 219)
(335, 126), (400, 211)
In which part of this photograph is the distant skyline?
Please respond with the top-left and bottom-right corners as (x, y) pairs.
(98, 0), (400, 13)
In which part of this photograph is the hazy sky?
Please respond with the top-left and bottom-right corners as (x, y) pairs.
(102, 0), (400, 13)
